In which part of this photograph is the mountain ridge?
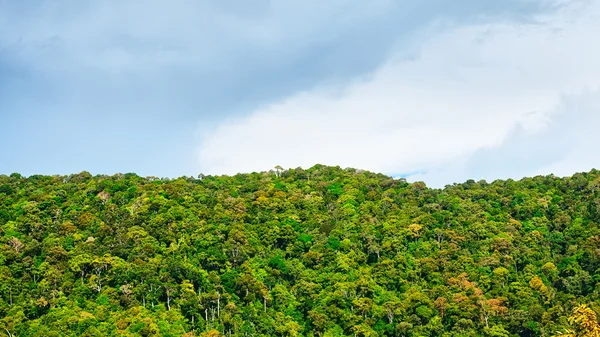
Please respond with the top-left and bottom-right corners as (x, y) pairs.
(0, 165), (598, 336)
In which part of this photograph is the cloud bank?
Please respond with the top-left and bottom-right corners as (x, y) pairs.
(198, 0), (600, 186)
(4, 0), (544, 177)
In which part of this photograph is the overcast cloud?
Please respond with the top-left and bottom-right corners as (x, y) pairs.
(1, 0), (597, 186)
(198, 0), (600, 186)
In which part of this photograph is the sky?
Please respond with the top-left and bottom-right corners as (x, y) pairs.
(1, 0), (599, 187)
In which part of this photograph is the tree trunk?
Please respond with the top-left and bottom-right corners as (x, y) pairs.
(167, 289), (171, 311)
(217, 291), (221, 318)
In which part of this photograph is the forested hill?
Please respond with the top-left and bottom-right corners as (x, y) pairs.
(0, 166), (599, 337)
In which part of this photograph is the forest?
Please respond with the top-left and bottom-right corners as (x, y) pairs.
(0, 165), (599, 336)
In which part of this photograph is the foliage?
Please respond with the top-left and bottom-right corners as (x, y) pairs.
(555, 304), (600, 337)
(0, 166), (599, 336)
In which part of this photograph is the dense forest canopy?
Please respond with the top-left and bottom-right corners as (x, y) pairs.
(0, 165), (599, 336)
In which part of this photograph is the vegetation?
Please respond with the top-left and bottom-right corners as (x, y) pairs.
(0, 165), (599, 336)
(556, 304), (600, 337)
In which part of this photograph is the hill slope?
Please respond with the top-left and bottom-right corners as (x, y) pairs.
(0, 166), (599, 336)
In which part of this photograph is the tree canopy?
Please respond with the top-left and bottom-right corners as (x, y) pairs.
(0, 166), (599, 336)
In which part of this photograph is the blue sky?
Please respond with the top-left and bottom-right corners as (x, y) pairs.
(1, 0), (599, 187)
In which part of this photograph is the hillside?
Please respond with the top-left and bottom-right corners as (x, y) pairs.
(0, 165), (599, 336)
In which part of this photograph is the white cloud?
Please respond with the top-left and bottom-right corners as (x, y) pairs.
(198, 0), (600, 185)
(409, 90), (600, 187)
